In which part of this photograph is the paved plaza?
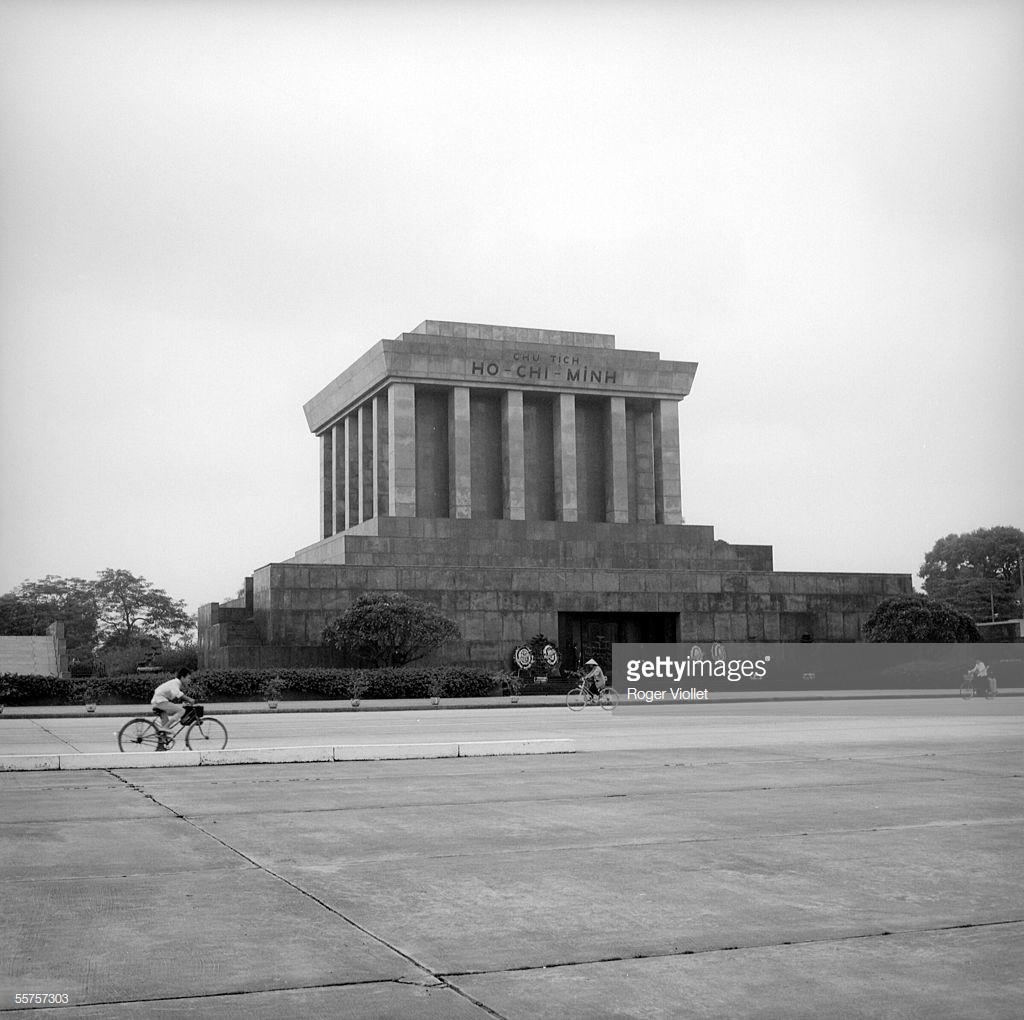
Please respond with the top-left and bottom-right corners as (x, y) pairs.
(2, 699), (1022, 1018)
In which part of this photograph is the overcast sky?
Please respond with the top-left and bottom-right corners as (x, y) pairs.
(1, 0), (1022, 619)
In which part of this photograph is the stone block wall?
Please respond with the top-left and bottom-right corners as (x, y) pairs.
(0, 621), (68, 678)
(199, 518), (912, 669)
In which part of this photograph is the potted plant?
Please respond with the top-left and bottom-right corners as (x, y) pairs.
(80, 682), (99, 713)
(261, 676), (283, 711)
(427, 673), (446, 706)
(347, 673), (369, 708)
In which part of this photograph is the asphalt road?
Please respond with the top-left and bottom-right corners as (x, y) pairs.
(2, 699), (1022, 1018)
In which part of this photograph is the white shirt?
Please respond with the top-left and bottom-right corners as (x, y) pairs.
(151, 678), (184, 705)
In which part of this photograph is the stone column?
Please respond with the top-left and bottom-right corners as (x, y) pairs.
(332, 421), (346, 534)
(359, 403), (374, 522)
(553, 393), (578, 522)
(344, 414), (359, 529)
(449, 386), (472, 519)
(654, 400), (683, 525)
(320, 431), (333, 539)
(632, 404), (657, 523)
(606, 396), (629, 524)
(373, 391), (389, 518)
(388, 382), (417, 517)
(501, 389), (526, 520)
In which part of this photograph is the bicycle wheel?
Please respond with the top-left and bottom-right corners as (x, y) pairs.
(186, 717), (228, 750)
(566, 687), (587, 712)
(599, 687), (619, 711)
(959, 681), (975, 700)
(118, 718), (162, 752)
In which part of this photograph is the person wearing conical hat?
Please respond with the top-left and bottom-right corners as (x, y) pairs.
(581, 657), (606, 701)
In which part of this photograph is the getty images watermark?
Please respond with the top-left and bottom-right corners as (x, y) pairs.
(613, 643), (770, 701)
(611, 642), (1005, 699)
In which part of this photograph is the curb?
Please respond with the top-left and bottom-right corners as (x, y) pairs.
(0, 738), (576, 772)
(3, 689), (1021, 719)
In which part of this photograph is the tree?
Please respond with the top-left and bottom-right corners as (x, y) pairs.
(322, 592), (460, 667)
(92, 569), (194, 648)
(864, 593), (981, 643)
(1, 570), (194, 672)
(920, 526), (1024, 622)
(0, 575), (99, 655)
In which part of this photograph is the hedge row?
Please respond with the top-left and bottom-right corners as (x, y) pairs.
(0, 672), (170, 705)
(189, 667), (497, 701)
(0, 666), (498, 706)
(878, 657), (1024, 686)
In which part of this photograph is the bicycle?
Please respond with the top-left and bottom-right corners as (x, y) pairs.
(959, 674), (997, 701)
(566, 672), (619, 712)
(117, 704), (228, 752)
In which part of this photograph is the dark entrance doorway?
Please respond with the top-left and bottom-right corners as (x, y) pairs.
(557, 612), (679, 673)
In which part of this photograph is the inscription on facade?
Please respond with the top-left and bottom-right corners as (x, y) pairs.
(470, 358), (617, 386)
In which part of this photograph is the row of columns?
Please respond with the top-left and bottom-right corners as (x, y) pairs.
(322, 383), (683, 538)
(320, 391), (389, 536)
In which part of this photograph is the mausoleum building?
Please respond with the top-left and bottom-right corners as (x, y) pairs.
(198, 320), (911, 669)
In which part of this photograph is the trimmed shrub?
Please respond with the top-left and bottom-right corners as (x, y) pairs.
(864, 594), (981, 643)
(189, 666), (494, 701)
(322, 592), (460, 667)
(0, 666), (496, 705)
(1, 673), (78, 705)
(877, 659), (968, 688)
(104, 673), (173, 702)
(0, 672), (175, 706)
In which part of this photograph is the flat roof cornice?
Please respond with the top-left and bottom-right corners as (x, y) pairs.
(303, 324), (697, 434)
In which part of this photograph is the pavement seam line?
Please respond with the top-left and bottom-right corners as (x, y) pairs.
(117, 818), (1022, 868)
(105, 769), (1024, 871)
(105, 774), (512, 1020)
(28, 976), (485, 1013)
(185, 829), (514, 1020)
(157, 768), (1023, 818)
(439, 917), (1024, 978)
(28, 718), (84, 753)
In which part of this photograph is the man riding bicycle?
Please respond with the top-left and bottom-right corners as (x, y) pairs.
(151, 667), (195, 736)
(966, 659), (996, 697)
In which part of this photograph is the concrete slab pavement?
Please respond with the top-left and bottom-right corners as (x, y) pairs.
(454, 924), (1024, 1020)
(3, 868), (430, 1002)
(2, 702), (1022, 1018)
